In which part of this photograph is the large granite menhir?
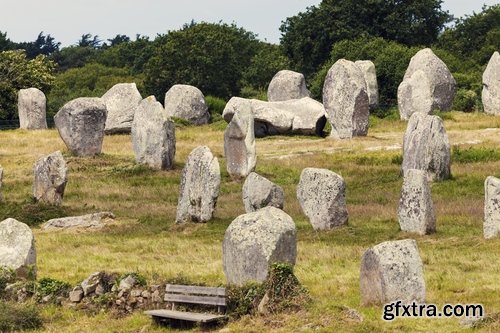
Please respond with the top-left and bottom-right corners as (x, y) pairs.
(223, 97), (326, 137)
(267, 70), (310, 102)
(32, 151), (68, 206)
(131, 96), (176, 170)
(223, 207), (297, 285)
(484, 176), (500, 239)
(355, 60), (379, 111)
(0, 218), (36, 278)
(165, 84), (210, 125)
(323, 59), (369, 139)
(18, 88), (47, 129)
(482, 51), (500, 116)
(242, 172), (284, 213)
(398, 48), (456, 120)
(102, 83), (142, 134)
(54, 97), (107, 156)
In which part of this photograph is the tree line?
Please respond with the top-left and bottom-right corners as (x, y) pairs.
(0, 0), (498, 122)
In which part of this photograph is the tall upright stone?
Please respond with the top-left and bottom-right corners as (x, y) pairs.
(402, 113), (451, 181)
(482, 52), (500, 115)
(0, 218), (36, 278)
(267, 70), (310, 102)
(484, 176), (500, 239)
(360, 239), (426, 306)
(54, 97), (107, 156)
(102, 83), (142, 134)
(164, 84), (210, 125)
(242, 172), (284, 213)
(398, 48), (456, 120)
(297, 168), (348, 230)
(224, 104), (256, 179)
(398, 169), (436, 235)
(18, 88), (47, 129)
(32, 151), (68, 205)
(223, 207), (297, 285)
(131, 96), (176, 170)
(355, 60), (379, 111)
(176, 146), (220, 223)
(323, 59), (369, 139)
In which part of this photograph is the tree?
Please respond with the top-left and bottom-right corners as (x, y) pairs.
(17, 32), (60, 59)
(0, 31), (14, 51)
(105, 34), (131, 47)
(0, 50), (55, 120)
(50, 46), (98, 72)
(437, 5), (500, 65)
(280, 0), (452, 76)
(96, 35), (154, 74)
(144, 22), (259, 100)
(78, 34), (102, 48)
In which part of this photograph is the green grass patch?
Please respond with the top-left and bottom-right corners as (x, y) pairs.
(0, 201), (75, 227)
(452, 146), (500, 163)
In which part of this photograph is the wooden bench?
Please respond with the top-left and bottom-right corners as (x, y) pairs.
(144, 284), (227, 329)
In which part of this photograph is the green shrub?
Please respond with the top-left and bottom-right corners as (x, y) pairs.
(453, 89), (479, 112)
(36, 277), (71, 299)
(206, 95), (227, 123)
(0, 301), (43, 332)
(239, 86), (267, 100)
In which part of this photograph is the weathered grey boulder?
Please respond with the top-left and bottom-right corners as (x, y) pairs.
(484, 176), (500, 239)
(398, 48), (456, 120)
(54, 97), (107, 156)
(242, 172), (284, 213)
(402, 113), (451, 181)
(18, 88), (47, 129)
(482, 52), (500, 115)
(360, 239), (425, 306)
(164, 84), (210, 125)
(323, 59), (369, 139)
(0, 218), (36, 278)
(223, 97), (326, 137)
(223, 207), (297, 285)
(398, 169), (436, 235)
(131, 96), (176, 170)
(102, 83), (142, 134)
(41, 212), (115, 230)
(224, 103), (256, 179)
(32, 151), (68, 205)
(267, 70), (310, 102)
(355, 60), (379, 111)
(176, 146), (220, 223)
(81, 272), (104, 296)
(297, 168), (348, 230)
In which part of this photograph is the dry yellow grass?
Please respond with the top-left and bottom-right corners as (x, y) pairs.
(0, 111), (499, 332)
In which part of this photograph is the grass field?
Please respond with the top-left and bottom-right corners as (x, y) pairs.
(0, 112), (499, 332)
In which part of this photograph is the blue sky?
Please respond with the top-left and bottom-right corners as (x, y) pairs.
(0, 0), (497, 46)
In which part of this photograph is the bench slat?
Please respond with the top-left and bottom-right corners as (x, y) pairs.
(165, 284), (225, 296)
(145, 310), (226, 323)
(165, 293), (226, 306)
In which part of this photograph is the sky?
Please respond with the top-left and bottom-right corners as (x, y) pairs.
(0, 0), (498, 46)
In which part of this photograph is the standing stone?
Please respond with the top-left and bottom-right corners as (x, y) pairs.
(32, 151), (68, 205)
(398, 169), (436, 235)
(223, 207), (297, 285)
(176, 146), (220, 223)
(297, 168), (348, 230)
(54, 97), (107, 156)
(398, 48), (456, 120)
(164, 84), (210, 125)
(224, 103), (256, 179)
(18, 88), (47, 129)
(355, 60), (379, 111)
(360, 239), (425, 306)
(131, 96), (176, 170)
(267, 70), (310, 102)
(242, 172), (284, 213)
(0, 218), (36, 278)
(482, 52), (500, 115)
(402, 113), (451, 181)
(102, 83), (142, 134)
(323, 59), (369, 139)
(484, 176), (500, 239)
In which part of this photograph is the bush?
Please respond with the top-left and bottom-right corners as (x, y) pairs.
(0, 301), (43, 332)
(453, 89), (479, 112)
(205, 95), (227, 123)
(36, 277), (71, 299)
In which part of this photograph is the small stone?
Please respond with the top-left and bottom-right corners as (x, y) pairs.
(130, 289), (142, 297)
(95, 284), (105, 296)
(242, 172), (284, 213)
(141, 291), (150, 298)
(69, 287), (84, 303)
(115, 299), (122, 305)
(118, 274), (137, 292)
(360, 239), (426, 306)
(81, 272), (103, 296)
(32, 151), (68, 205)
(257, 292), (270, 314)
(41, 295), (52, 303)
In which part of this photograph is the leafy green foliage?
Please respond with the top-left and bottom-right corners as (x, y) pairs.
(226, 282), (265, 319)
(36, 277), (71, 298)
(47, 63), (143, 117)
(96, 35), (155, 74)
(0, 268), (16, 297)
(0, 50), (55, 121)
(50, 46), (98, 72)
(0, 31), (14, 51)
(0, 301), (43, 332)
(280, 0), (452, 76)
(206, 95), (227, 122)
(144, 22), (259, 100)
(452, 146), (500, 164)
